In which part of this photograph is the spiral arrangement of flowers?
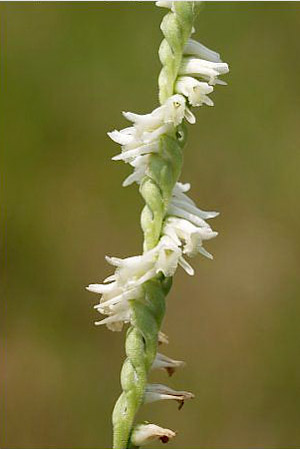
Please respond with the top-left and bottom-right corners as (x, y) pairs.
(87, 2), (229, 447)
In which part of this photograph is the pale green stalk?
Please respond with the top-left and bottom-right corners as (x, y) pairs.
(112, 3), (198, 449)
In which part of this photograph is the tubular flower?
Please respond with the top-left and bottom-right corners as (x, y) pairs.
(87, 234), (199, 330)
(109, 95), (196, 186)
(179, 57), (229, 86)
(152, 352), (185, 376)
(145, 384), (195, 410)
(176, 76), (214, 106)
(163, 216), (218, 259)
(131, 423), (176, 446)
(170, 182), (219, 221)
(123, 94), (187, 129)
(87, 3), (229, 447)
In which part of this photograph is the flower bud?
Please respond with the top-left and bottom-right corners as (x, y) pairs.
(158, 331), (169, 345)
(145, 383), (194, 410)
(152, 352), (185, 376)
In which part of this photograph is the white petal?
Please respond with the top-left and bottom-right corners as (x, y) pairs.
(215, 78), (228, 86)
(122, 155), (149, 186)
(103, 274), (116, 283)
(171, 197), (219, 220)
(94, 287), (141, 312)
(180, 57), (229, 85)
(105, 255), (123, 267)
(178, 255), (194, 275)
(155, 0), (173, 10)
(198, 246), (214, 260)
(142, 123), (171, 144)
(184, 105), (196, 124)
(123, 110), (163, 131)
(184, 38), (222, 63)
(163, 94), (186, 126)
(174, 182), (191, 194)
(155, 236), (182, 277)
(86, 282), (117, 294)
(112, 142), (158, 162)
(95, 310), (131, 330)
(176, 76), (214, 107)
(168, 204), (211, 228)
(107, 128), (135, 146)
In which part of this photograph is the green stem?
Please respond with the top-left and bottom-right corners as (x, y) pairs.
(112, 3), (197, 448)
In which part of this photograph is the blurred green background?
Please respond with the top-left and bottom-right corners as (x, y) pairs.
(1, 2), (300, 448)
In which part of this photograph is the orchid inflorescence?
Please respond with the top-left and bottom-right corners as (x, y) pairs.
(87, 2), (228, 448)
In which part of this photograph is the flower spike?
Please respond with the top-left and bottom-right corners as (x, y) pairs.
(87, 3), (229, 447)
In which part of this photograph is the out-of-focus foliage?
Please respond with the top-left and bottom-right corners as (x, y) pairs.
(1, 2), (300, 448)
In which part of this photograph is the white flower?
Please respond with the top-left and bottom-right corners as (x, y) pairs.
(175, 76), (214, 107)
(112, 142), (158, 162)
(145, 384), (194, 410)
(155, 236), (181, 277)
(169, 181), (219, 223)
(87, 236), (190, 330)
(109, 95), (192, 180)
(105, 236), (182, 283)
(184, 38), (222, 63)
(158, 236), (194, 276)
(87, 249), (156, 330)
(87, 276), (143, 332)
(111, 124), (171, 173)
(122, 154), (150, 186)
(155, 1), (175, 12)
(92, 285), (142, 314)
(163, 182), (219, 259)
(131, 423), (176, 446)
(164, 94), (193, 125)
(152, 352), (185, 376)
(158, 331), (169, 345)
(107, 126), (137, 146)
(106, 252), (156, 284)
(94, 299), (132, 332)
(109, 123), (169, 151)
(141, 123), (173, 144)
(109, 96), (194, 168)
(184, 104), (196, 124)
(123, 94), (186, 130)
(164, 216), (218, 259)
(179, 56), (229, 85)
(87, 180), (219, 330)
